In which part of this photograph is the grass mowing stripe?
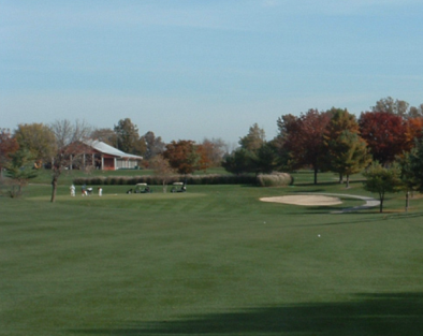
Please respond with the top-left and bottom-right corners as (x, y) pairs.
(2, 178), (423, 336)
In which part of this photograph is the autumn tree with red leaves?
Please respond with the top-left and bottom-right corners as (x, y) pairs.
(0, 129), (19, 172)
(163, 140), (200, 174)
(201, 138), (227, 167)
(196, 144), (213, 172)
(278, 109), (331, 184)
(404, 117), (423, 152)
(359, 111), (407, 165)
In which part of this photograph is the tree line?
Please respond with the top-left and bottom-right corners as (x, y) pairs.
(222, 97), (423, 212)
(2, 96), (423, 210)
(0, 118), (227, 201)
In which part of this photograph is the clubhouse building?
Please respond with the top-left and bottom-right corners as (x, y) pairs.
(67, 139), (143, 171)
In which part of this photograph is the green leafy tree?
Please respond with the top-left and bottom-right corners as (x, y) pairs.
(4, 149), (38, 198)
(14, 123), (56, 164)
(372, 96), (409, 116)
(396, 137), (423, 211)
(141, 131), (165, 160)
(132, 137), (147, 156)
(323, 108), (361, 181)
(222, 148), (257, 175)
(363, 161), (402, 213)
(114, 118), (140, 153)
(239, 123), (265, 152)
(396, 152), (419, 212)
(223, 124), (268, 175)
(372, 96), (423, 118)
(326, 131), (371, 187)
(408, 138), (423, 192)
(325, 108), (359, 135)
(253, 142), (280, 174)
(90, 128), (117, 146)
(408, 104), (423, 118)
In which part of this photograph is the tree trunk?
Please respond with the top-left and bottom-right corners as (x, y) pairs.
(314, 167), (318, 185)
(346, 175), (350, 188)
(51, 176), (58, 203)
(379, 195), (384, 213)
(405, 191), (410, 212)
(339, 173), (343, 184)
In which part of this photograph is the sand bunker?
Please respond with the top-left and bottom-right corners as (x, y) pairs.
(260, 195), (342, 206)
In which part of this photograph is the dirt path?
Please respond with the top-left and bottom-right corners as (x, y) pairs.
(314, 193), (380, 213)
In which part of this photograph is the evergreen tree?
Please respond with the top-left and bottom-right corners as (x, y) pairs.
(253, 142), (280, 174)
(396, 152), (419, 212)
(407, 137), (423, 193)
(222, 148), (256, 175)
(4, 149), (38, 197)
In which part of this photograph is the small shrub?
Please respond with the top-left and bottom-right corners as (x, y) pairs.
(256, 172), (293, 187)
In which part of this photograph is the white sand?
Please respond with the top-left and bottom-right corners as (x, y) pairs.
(260, 195), (342, 206)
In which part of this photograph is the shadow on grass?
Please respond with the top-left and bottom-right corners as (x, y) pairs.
(72, 292), (423, 336)
(285, 210), (423, 228)
(282, 204), (368, 216)
(291, 188), (327, 193)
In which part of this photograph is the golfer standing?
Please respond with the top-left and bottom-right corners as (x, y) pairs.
(70, 184), (75, 197)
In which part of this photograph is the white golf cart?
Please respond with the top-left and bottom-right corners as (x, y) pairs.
(171, 182), (187, 193)
(135, 183), (152, 193)
(126, 183), (152, 194)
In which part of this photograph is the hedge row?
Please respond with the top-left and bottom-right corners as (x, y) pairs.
(73, 174), (255, 186)
(73, 173), (293, 187)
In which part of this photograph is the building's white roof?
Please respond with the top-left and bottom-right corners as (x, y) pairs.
(84, 139), (143, 160)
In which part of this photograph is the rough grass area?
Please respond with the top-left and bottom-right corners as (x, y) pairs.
(2, 172), (423, 336)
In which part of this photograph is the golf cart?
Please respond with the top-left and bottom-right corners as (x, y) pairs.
(135, 183), (152, 193)
(171, 182), (187, 193)
(127, 183), (152, 194)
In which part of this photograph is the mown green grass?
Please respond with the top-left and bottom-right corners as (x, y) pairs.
(2, 171), (423, 336)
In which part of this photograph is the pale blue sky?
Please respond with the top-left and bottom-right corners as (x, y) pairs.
(1, 0), (423, 145)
